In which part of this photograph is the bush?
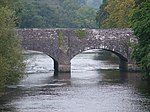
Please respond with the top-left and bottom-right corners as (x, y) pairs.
(131, 1), (150, 78)
(0, 7), (24, 88)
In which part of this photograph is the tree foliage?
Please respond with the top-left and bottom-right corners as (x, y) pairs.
(96, 0), (135, 28)
(17, 0), (98, 28)
(96, 0), (108, 27)
(96, 0), (150, 77)
(131, 1), (150, 77)
(0, 4), (24, 88)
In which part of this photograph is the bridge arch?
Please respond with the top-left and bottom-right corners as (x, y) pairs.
(17, 28), (137, 73)
(70, 47), (128, 71)
(71, 48), (128, 61)
(23, 50), (59, 72)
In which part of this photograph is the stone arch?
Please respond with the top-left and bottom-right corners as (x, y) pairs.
(71, 47), (127, 61)
(17, 28), (137, 73)
(23, 49), (59, 72)
(17, 28), (60, 72)
(70, 47), (128, 71)
(102, 49), (128, 61)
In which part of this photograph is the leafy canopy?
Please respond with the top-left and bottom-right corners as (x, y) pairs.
(131, 1), (150, 77)
(17, 0), (98, 28)
(96, 0), (135, 28)
(0, 5), (24, 88)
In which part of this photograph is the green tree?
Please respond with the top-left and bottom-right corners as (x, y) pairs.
(134, 0), (144, 5)
(37, 5), (60, 27)
(96, 0), (108, 27)
(131, 1), (150, 78)
(18, 2), (46, 28)
(104, 0), (135, 28)
(57, 0), (97, 28)
(96, 0), (135, 28)
(17, 0), (97, 28)
(74, 6), (97, 28)
(0, 7), (24, 88)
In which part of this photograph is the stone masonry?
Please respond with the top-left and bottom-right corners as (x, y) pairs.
(17, 28), (137, 73)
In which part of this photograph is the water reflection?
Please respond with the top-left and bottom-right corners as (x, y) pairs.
(98, 70), (128, 83)
(0, 50), (150, 112)
(54, 73), (71, 85)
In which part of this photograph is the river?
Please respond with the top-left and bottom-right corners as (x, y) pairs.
(0, 50), (150, 112)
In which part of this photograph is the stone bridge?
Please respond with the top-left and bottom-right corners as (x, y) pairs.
(17, 28), (137, 73)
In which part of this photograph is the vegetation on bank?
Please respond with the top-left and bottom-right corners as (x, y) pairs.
(0, 1), (24, 88)
(96, 0), (135, 28)
(131, 1), (150, 78)
(96, 0), (150, 78)
(16, 0), (100, 28)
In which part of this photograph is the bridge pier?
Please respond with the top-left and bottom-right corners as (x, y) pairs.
(54, 61), (71, 73)
(54, 60), (59, 73)
(119, 60), (128, 72)
(58, 64), (71, 73)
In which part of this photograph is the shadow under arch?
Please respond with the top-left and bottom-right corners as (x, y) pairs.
(71, 48), (128, 71)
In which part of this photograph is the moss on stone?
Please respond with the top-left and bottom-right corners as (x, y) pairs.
(75, 29), (87, 39)
(58, 31), (64, 47)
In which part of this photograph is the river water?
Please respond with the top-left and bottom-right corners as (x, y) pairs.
(0, 50), (150, 112)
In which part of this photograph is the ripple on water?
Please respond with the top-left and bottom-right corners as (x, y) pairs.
(0, 51), (150, 112)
